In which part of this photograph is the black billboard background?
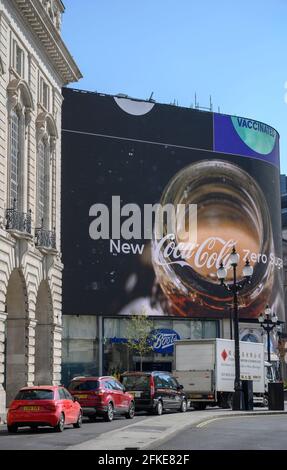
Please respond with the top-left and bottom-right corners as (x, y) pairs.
(61, 88), (283, 319)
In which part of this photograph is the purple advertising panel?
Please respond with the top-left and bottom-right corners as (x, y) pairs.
(214, 113), (280, 167)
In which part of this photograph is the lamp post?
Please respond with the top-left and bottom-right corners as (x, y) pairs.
(258, 305), (280, 363)
(217, 247), (253, 410)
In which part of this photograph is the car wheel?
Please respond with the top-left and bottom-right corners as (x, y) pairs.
(73, 412), (83, 428)
(104, 403), (114, 422)
(126, 401), (135, 419)
(153, 400), (163, 416)
(7, 424), (18, 434)
(54, 412), (65, 432)
(179, 399), (187, 413)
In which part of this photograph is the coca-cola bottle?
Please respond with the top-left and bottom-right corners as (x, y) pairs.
(152, 159), (274, 319)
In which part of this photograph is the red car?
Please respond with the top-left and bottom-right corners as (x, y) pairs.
(68, 376), (135, 422)
(7, 386), (82, 433)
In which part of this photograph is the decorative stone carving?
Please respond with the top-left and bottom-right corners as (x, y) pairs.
(40, 0), (63, 32)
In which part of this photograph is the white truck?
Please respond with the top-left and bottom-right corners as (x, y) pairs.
(173, 338), (270, 409)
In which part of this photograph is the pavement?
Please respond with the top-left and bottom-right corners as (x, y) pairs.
(67, 405), (287, 451)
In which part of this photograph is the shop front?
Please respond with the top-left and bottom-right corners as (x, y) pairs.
(103, 317), (218, 375)
(62, 316), (219, 384)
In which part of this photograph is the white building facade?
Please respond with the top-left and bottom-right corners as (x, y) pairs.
(0, 0), (81, 416)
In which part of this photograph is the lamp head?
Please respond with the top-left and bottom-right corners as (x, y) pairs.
(242, 259), (253, 278)
(258, 313), (264, 323)
(271, 313), (278, 324)
(265, 305), (272, 317)
(229, 247), (239, 267)
(217, 262), (227, 281)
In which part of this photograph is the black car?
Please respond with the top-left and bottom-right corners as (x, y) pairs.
(120, 371), (188, 415)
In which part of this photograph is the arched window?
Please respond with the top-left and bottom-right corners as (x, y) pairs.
(35, 112), (57, 234)
(10, 109), (20, 207)
(37, 139), (47, 226)
(37, 137), (52, 229)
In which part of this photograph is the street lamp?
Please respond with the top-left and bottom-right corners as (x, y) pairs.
(258, 305), (280, 363)
(217, 247), (253, 410)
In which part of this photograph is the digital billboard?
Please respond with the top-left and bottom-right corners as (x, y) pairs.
(62, 88), (284, 321)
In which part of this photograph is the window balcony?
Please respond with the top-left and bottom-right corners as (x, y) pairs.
(5, 207), (32, 235)
(35, 227), (56, 250)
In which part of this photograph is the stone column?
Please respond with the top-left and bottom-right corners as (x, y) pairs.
(52, 324), (62, 384)
(26, 319), (37, 386)
(0, 312), (7, 420)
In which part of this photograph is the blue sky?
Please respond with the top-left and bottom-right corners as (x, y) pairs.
(62, 0), (287, 173)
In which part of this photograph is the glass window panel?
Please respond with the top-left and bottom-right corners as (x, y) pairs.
(104, 318), (119, 338)
(37, 140), (45, 226)
(103, 342), (132, 376)
(15, 44), (23, 76)
(63, 315), (97, 340)
(190, 321), (203, 339)
(153, 320), (173, 330)
(42, 82), (49, 110)
(173, 321), (191, 339)
(203, 321), (218, 339)
(15, 389), (54, 400)
(58, 388), (66, 400)
(119, 318), (130, 338)
(63, 339), (97, 363)
(10, 110), (19, 206)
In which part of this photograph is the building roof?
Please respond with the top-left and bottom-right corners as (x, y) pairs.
(12, 0), (82, 84)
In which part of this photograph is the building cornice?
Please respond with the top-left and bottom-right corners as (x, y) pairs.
(11, 0), (82, 84)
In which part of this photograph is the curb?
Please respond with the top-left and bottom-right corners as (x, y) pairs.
(142, 409), (287, 450)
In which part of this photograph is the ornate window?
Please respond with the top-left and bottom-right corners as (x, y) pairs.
(37, 139), (47, 226)
(36, 112), (58, 233)
(40, 77), (50, 111)
(10, 110), (20, 207)
(7, 78), (33, 219)
(13, 41), (24, 78)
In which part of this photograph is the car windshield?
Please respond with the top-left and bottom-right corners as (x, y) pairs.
(121, 375), (150, 391)
(68, 380), (100, 391)
(15, 389), (54, 400)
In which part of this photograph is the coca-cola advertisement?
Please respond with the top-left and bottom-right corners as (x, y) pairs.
(62, 88), (284, 321)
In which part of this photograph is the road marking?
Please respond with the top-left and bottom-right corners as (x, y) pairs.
(197, 414), (286, 429)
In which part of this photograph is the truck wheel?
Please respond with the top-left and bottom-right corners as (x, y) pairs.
(263, 395), (269, 407)
(193, 403), (206, 411)
(220, 393), (233, 409)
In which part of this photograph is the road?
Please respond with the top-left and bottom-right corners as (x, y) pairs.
(0, 414), (148, 450)
(1, 411), (287, 450)
(155, 415), (287, 450)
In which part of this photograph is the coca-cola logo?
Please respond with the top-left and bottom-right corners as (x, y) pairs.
(153, 234), (237, 269)
(150, 329), (180, 354)
(153, 234), (283, 272)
